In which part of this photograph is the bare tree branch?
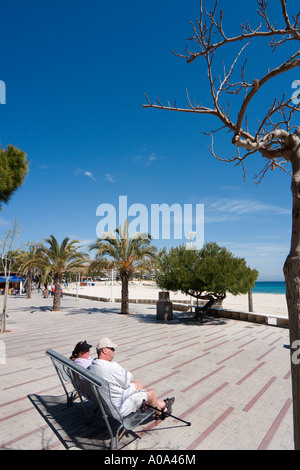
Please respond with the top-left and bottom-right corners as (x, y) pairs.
(143, 0), (300, 182)
(175, 0), (300, 62)
(234, 50), (300, 137)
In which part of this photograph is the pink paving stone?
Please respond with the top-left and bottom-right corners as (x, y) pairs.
(176, 382), (229, 420)
(180, 366), (225, 393)
(242, 376), (277, 412)
(172, 351), (210, 369)
(257, 398), (293, 450)
(186, 407), (235, 450)
(0, 425), (49, 450)
(235, 362), (266, 385)
(216, 349), (244, 365)
(256, 347), (276, 361)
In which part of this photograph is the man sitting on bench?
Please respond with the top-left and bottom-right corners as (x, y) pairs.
(89, 337), (174, 420)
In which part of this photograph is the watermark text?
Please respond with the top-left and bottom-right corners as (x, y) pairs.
(0, 340), (6, 364)
(292, 80), (300, 105)
(96, 196), (204, 249)
(0, 80), (6, 104)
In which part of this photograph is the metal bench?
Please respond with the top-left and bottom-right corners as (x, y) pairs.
(46, 349), (155, 449)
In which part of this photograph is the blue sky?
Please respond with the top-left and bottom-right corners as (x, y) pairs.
(0, 0), (299, 281)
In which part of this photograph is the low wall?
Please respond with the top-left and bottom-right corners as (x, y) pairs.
(63, 292), (289, 328)
(64, 292), (157, 304)
(63, 291), (206, 308)
(210, 307), (289, 328)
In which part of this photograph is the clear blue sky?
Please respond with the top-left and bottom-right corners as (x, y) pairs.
(0, 0), (299, 281)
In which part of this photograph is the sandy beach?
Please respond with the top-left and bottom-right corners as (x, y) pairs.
(222, 292), (288, 317)
(64, 281), (288, 318)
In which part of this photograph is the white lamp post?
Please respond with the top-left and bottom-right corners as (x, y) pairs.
(187, 231), (197, 311)
(187, 231), (196, 249)
(110, 268), (114, 302)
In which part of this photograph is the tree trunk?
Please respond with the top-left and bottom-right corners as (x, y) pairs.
(193, 297), (218, 322)
(121, 273), (129, 314)
(53, 275), (61, 311)
(284, 256), (300, 449)
(283, 143), (300, 450)
(1, 280), (9, 333)
(26, 270), (32, 299)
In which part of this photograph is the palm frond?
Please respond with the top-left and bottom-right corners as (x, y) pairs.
(90, 219), (157, 275)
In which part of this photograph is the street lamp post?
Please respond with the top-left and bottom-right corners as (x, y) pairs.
(187, 231), (197, 250)
(76, 272), (80, 301)
(110, 268), (114, 302)
(187, 231), (197, 311)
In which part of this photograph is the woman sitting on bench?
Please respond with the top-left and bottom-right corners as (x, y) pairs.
(70, 340), (93, 369)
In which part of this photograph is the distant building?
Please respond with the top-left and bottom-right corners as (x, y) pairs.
(0, 272), (24, 294)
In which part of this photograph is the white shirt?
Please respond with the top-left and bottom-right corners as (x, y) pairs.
(89, 358), (136, 419)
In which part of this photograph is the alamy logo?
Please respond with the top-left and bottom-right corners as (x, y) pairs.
(0, 340), (6, 364)
(96, 196), (204, 249)
(292, 80), (300, 105)
(291, 340), (300, 365)
(0, 80), (6, 104)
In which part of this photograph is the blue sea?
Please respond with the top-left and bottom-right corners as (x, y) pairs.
(253, 281), (286, 295)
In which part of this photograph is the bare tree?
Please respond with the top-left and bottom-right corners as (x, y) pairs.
(143, 0), (300, 448)
(0, 220), (21, 333)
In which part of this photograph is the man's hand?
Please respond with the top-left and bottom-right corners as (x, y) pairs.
(133, 381), (144, 391)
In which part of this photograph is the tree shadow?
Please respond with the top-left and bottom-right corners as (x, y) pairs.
(6, 304), (53, 314)
(176, 313), (228, 326)
(65, 307), (122, 316)
(131, 307), (228, 326)
(7, 298), (228, 326)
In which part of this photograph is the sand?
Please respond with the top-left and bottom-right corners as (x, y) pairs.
(64, 281), (288, 318)
(222, 292), (288, 317)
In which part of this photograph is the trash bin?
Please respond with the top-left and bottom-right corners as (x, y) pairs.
(156, 291), (173, 321)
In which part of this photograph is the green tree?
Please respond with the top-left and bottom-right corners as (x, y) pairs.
(0, 145), (29, 208)
(86, 253), (111, 278)
(89, 220), (157, 314)
(35, 235), (89, 311)
(156, 242), (258, 322)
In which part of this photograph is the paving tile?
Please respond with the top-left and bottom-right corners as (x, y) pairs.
(0, 292), (294, 450)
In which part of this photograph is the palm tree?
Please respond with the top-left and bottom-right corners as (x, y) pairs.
(89, 220), (157, 314)
(15, 244), (40, 299)
(85, 253), (110, 278)
(36, 235), (89, 311)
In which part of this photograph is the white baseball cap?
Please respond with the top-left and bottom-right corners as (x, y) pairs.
(96, 337), (118, 349)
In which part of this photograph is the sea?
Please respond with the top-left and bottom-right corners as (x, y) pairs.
(253, 281), (286, 295)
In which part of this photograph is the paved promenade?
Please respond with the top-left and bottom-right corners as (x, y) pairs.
(0, 292), (294, 451)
